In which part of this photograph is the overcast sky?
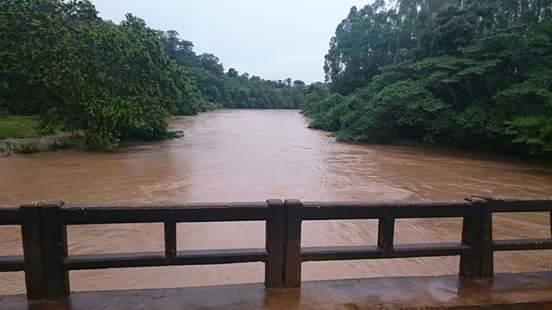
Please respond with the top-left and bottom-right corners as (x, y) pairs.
(92, 0), (369, 83)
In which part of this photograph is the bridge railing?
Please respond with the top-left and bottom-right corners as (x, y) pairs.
(0, 197), (551, 301)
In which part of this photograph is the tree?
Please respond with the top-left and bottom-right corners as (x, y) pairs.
(199, 54), (224, 75)
(293, 80), (306, 88)
(227, 68), (239, 78)
(309, 0), (552, 156)
(324, 5), (413, 94)
(0, 0), (205, 148)
(158, 30), (305, 110)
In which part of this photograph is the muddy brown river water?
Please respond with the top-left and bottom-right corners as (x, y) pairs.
(0, 109), (551, 295)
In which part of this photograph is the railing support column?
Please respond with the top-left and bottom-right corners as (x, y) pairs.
(284, 199), (302, 288)
(164, 218), (177, 260)
(21, 203), (69, 300)
(460, 197), (493, 280)
(265, 199), (285, 288)
(378, 217), (395, 256)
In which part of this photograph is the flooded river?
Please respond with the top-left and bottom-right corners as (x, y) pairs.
(0, 109), (551, 295)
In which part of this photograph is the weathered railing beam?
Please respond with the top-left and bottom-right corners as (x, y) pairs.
(493, 238), (552, 251)
(65, 249), (267, 270)
(61, 203), (269, 225)
(0, 256), (25, 272)
(301, 202), (470, 220)
(0, 207), (19, 225)
(489, 199), (552, 212)
(302, 243), (467, 261)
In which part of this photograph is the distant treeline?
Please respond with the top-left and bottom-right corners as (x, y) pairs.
(0, 0), (305, 148)
(160, 31), (306, 110)
(304, 0), (552, 156)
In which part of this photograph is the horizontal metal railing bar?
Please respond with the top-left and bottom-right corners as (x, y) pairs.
(64, 249), (268, 270)
(301, 243), (469, 262)
(61, 202), (271, 224)
(392, 243), (470, 257)
(489, 200), (552, 212)
(0, 256), (25, 272)
(0, 208), (20, 225)
(63, 202), (270, 209)
(493, 239), (552, 251)
(302, 246), (383, 261)
(301, 202), (472, 220)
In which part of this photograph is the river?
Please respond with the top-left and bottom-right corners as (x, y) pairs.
(0, 109), (551, 295)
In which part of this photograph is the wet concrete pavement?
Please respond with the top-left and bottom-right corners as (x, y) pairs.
(2, 272), (552, 309)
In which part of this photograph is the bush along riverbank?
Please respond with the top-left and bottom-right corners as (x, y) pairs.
(0, 114), (188, 156)
(304, 0), (552, 158)
(0, 134), (80, 156)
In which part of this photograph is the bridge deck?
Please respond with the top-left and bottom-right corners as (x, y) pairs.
(2, 272), (552, 310)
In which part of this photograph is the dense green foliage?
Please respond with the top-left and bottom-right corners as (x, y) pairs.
(159, 31), (305, 109)
(0, 0), (205, 148)
(0, 0), (304, 148)
(306, 0), (552, 156)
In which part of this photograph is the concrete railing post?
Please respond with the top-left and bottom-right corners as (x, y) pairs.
(265, 199), (286, 288)
(283, 199), (302, 288)
(460, 197), (494, 280)
(21, 203), (69, 300)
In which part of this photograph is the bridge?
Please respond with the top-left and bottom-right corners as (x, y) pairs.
(0, 197), (551, 309)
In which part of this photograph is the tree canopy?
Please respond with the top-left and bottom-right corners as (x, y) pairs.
(158, 30), (305, 110)
(305, 0), (552, 156)
(0, 0), (305, 148)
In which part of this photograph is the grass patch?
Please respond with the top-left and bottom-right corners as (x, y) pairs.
(0, 116), (40, 140)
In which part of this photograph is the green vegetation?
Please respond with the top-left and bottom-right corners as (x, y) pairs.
(0, 0), (305, 149)
(159, 31), (305, 109)
(0, 116), (40, 140)
(0, 0), (188, 149)
(305, 0), (552, 156)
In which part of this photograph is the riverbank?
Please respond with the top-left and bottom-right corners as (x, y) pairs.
(0, 115), (79, 156)
(302, 111), (552, 164)
(0, 115), (185, 156)
(0, 134), (83, 156)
